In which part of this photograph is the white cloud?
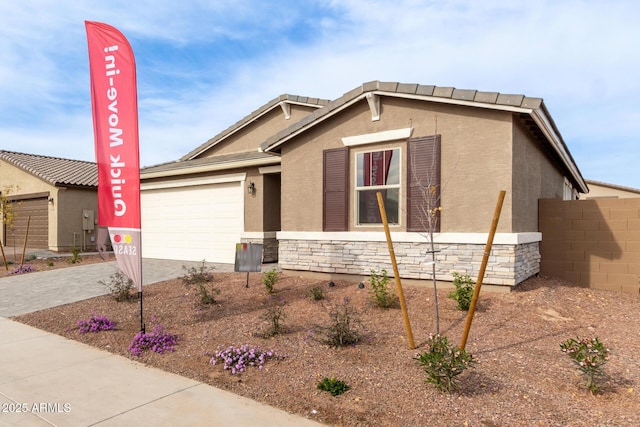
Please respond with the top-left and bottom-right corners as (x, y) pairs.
(0, 0), (639, 188)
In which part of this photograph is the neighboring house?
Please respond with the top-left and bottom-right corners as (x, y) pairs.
(140, 95), (329, 264)
(141, 81), (588, 289)
(580, 179), (640, 199)
(0, 151), (98, 252)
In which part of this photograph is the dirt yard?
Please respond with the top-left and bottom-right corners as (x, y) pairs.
(11, 262), (640, 426)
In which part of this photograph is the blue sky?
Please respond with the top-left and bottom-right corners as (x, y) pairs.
(1, 1), (639, 189)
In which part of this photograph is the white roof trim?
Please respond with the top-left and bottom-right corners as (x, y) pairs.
(342, 128), (413, 147)
(141, 172), (247, 191)
(258, 165), (281, 174)
(140, 156), (280, 180)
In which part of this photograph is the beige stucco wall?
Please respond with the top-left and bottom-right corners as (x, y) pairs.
(262, 173), (281, 232)
(1, 161), (55, 246)
(581, 182), (640, 199)
(54, 188), (98, 251)
(244, 168), (265, 232)
(201, 104), (318, 157)
(0, 160), (99, 251)
(511, 119), (564, 232)
(281, 96), (517, 233)
(0, 160), (55, 195)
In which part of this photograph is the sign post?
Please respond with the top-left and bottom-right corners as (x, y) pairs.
(234, 243), (263, 287)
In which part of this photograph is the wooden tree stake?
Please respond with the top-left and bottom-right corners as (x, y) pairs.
(460, 190), (506, 350)
(377, 192), (415, 349)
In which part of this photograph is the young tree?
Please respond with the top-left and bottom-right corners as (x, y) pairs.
(407, 130), (456, 335)
(0, 186), (19, 269)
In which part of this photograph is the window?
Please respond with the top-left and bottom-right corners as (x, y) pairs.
(355, 148), (400, 224)
(322, 136), (440, 232)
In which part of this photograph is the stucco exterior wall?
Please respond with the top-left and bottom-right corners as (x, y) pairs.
(511, 119), (564, 232)
(262, 173), (281, 232)
(280, 96), (516, 233)
(54, 188), (98, 251)
(0, 161), (55, 195)
(244, 168), (264, 232)
(201, 104), (318, 157)
(581, 183), (640, 199)
(0, 161), (99, 251)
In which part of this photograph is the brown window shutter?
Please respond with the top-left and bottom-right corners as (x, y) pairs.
(323, 147), (349, 231)
(407, 135), (441, 232)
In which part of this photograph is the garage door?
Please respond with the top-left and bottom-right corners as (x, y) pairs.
(4, 196), (48, 249)
(141, 180), (243, 263)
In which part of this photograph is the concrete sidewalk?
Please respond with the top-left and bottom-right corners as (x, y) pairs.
(0, 258), (322, 427)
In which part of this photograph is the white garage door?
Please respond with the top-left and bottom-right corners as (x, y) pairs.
(141, 179), (243, 263)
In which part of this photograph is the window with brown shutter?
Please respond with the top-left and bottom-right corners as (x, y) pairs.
(323, 147), (349, 231)
(355, 148), (401, 225)
(406, 135), (441, 232)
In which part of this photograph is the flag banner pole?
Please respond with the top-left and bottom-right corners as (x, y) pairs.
(86, 21), (144, 332)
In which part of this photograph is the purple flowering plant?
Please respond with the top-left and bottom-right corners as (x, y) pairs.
(77, 314), (116, 334)
(9, 264), (36, 275)
(129, 323), (179, 357)
(210, 344), (282, 375)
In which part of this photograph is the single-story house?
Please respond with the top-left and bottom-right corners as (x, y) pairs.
(580, 179), (640, 199)
(141, 81), (588, 289)
(0, 150), (98, 252)
(140, 95), (329, 264)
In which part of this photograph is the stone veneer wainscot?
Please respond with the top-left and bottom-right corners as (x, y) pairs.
(277, 232), (541, 288)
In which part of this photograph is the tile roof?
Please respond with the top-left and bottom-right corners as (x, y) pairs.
(258, 80), (587, 193)
(260, 80), (545, 152)
(141, 151), (280, 178)
(181, 94), (330, 161)
(0, 150), (97, 187)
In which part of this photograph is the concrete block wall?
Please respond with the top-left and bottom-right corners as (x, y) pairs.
(278, 238), (540, 287)
(539, 198), (640, 294)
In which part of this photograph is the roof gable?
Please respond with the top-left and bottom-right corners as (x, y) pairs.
(260, 80), (587, 193)
(0, 150), (97, 188)
(181, 94), (329, 161)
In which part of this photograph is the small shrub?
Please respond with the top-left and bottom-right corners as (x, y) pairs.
(210, 344), (282, 375)
(414, 334), (476, 392)
(181, 260), (219, 305)
(309, 286), (326, 301)
(68, 247), (82, 264)
(317, 377), (350, 396)
(77, 314), (116, 333)
(560, 336), (610, 394)
(448, 272), (475, 311)
(129, 323), (178, 357)
(315, 297), (366, 347)
(262, 268), (278, 294)
(369, 269), (397, 308)
(257, 295), (287, 337)
(100, 271), (135, 302)
(26, 254), (36, 261)
(47, 261), (54, 267)
(8, 264), (35, 275)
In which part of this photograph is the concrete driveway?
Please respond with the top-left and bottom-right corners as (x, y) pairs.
(0, 258), (235, 317)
